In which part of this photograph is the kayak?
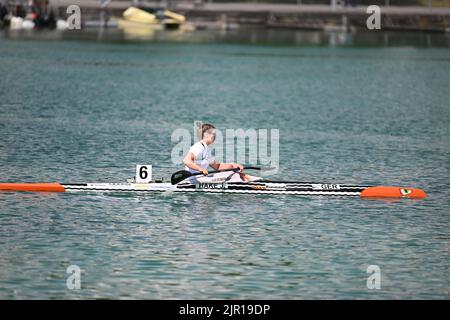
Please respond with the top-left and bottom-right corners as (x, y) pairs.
(0, 181), (426, 198)
(0, 166), (427, 198)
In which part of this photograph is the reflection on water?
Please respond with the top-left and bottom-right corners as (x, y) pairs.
(2, 26), (450, 47)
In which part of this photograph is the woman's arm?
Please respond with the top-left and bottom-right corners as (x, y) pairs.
(210, 161), (243, 172)
(183, 152), (208, 175)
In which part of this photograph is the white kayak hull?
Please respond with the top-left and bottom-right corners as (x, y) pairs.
(0, 181), (427, 198)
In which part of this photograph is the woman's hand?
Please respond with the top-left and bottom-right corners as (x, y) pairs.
(201, 169), (209, 175)
(233, 163), (244, 172)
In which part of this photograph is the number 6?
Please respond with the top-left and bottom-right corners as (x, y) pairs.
(136, 165), (152, 183)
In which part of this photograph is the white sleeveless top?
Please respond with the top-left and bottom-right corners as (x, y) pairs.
(184, 141), (215, 173)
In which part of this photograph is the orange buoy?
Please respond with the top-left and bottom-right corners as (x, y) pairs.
(360, 186), (426, 199)
(0, 183), (66, 192)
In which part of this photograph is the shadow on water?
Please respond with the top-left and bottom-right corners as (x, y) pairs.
(2, 27), (450, 48)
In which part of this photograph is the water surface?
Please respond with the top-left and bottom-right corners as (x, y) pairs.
(0, 28), (449, 299)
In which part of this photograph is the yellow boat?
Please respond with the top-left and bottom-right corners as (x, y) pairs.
(118, 7), (193, 31)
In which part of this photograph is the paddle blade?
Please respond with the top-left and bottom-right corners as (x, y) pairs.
(171, 170), (193, 185)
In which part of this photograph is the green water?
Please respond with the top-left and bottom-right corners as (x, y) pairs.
(0, 28), (449, 299)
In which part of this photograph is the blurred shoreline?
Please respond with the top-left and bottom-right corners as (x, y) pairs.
(2, 1), (449, 32)
(47, 1), (450, 32)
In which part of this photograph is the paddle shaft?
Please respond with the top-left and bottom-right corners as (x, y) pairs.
(171, 166), (262, 185)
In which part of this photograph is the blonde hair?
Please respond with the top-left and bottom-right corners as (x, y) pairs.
(196, 122), (215, 140)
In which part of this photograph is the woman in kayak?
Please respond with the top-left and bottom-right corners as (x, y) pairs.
(183, 123), (243, 176)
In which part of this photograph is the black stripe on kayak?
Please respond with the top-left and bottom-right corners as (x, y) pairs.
(62, 188), (361, 195)
(174, 184), (366, 192)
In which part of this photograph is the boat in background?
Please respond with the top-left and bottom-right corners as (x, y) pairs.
(117, 6), (195, 32)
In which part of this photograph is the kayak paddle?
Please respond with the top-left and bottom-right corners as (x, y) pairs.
(171, 166), (264, 185)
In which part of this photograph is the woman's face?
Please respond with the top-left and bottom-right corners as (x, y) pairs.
(203, 129), (216, 145)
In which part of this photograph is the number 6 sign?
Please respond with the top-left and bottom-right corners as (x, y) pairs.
(136, 165), (152, 183)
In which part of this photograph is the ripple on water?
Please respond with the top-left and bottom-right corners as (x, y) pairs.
(0, 39), (449, 299)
